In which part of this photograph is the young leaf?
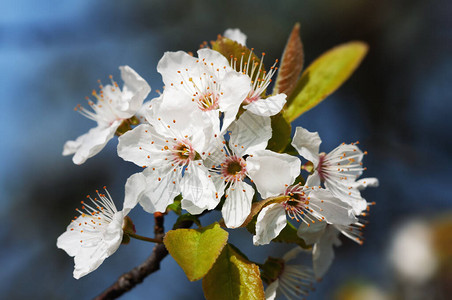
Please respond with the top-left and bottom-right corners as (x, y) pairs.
(202, 244), (265, 300)
(172, 213), (201, 229)
(163, 222), (228, 281)
(273, 23), (304, 97)
(266, 113), (292, 153)
(166, 195), (182, 215)
(283, 42), (368, 122)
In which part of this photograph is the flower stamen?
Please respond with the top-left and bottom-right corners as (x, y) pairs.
(230, 50), (279, 104)
(220, 155), (247, 182)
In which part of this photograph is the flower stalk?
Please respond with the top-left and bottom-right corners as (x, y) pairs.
(126, 232), (163, 244)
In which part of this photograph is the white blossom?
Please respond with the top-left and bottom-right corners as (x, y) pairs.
(156, 48), (251, 134)
(206, 110), (272, 228)
(224, 28), (286, 116)
(56, 188), (138, 279)
(231, 50), (286, 117)
(63, 66), (151, 164)
(117, 119), (217, 215)
(292, 126), (378, 214)
(265, 247), (315, 300)
(247, 150), (356, 245)
(297, 220), (368, 279)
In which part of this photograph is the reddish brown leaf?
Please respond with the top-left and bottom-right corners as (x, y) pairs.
(273, 23), (304, 98)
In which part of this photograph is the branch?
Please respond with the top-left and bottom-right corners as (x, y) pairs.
(94, 213), (193, 300)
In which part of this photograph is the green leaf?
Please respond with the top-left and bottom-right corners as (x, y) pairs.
(273, 23), (304, 97)
(266, 113), (291, 152)
(283, 42), (368, 122)
(272, 221), (310, 249)
(164, 222), (228, 281)
(172, 213), (201, 229)
(202, 244), (265, 300)
(166, 195), (182, 215)
(246, 216), (258, 235)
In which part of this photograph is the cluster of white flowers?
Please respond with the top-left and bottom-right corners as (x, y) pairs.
(57, 28), (378, 299)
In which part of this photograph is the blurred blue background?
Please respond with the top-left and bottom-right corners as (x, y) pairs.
(1, 0), (451, 299)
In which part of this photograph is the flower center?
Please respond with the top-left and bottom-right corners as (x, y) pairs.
(221, 155), (247, 182)
(243, 94), (260, 105)
(172, 140), (195, 166)
(74, 76), (123, 126)
(73, 187), (118, 244)
(317, 152), (327, 182)
(282, 185), (311, 223)
(227, 161), (242, 175)
(197, 92), (219, 111)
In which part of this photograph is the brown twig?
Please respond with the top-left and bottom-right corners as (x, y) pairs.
(94, 213), (193, 300)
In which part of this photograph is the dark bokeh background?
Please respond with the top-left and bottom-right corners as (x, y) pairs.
(1, 0), (451, 299)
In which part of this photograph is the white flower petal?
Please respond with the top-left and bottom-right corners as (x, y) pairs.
(312, 225), (342, 279)
(57, 193), (125, 279)
(247, 150), (301, 199)
(324, 180), (368, 215)
(180, 199), (207, 215)
(123, 172), (147, 215)
(197, 48), (231, 71)
(138, 167), (181, 213)
(335, 177), (379, 215)
(291, 126), (322, 167)
(117, 124), (166, 167)
(282, 246), (305, 262)
(64, 122), (120, 165)
(57, 216), (94, 257)
(222, 181), (254, 228)
(309, 189), (357, 225)
(253, 203), (287, 245)
(135, 100), (152, 124)
(210, 173), (226, 200)
(118, 65), (151, 116)
(351, 177), (379, 190)
(72, 214), (123, 279)
(324, 143), (365, 179)
(118, 124), (156, 167)
(64, 67), (149, 165)
(244, 93), (286, 117)
(219, 71), (252, 131)
(224, 28), (247, 46)
(155, 49), (250, 135)
(157, 51), (199, 87)
(229, 110), (272, 157)
(306, 172), (321, 187)
(297, 220), (327, 245)
(73, 242), (111, 279)
(264, 279), (279, 300)
(180, 163), (219, 214)
(146, 90), (211, 137)
(101, 213), (125, 256)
